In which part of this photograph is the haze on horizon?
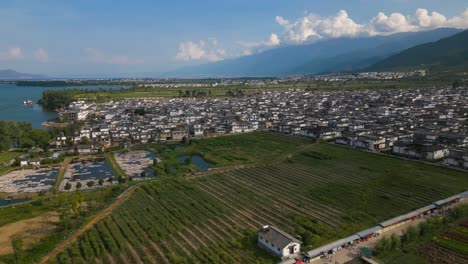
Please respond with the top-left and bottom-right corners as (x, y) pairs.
(1, 0), (468, 77)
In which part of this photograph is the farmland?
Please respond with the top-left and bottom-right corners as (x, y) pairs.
(52, 141), (468, 264)
(375, 205), (468, 264)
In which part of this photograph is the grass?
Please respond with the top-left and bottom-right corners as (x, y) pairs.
(51, 133), (468, 263)
(0, 151), (22, 165)
(104, 153), (126, 177)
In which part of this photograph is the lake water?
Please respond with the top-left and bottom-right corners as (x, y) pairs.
(0, 198), (32, 207)
(0, 84), (120, 128)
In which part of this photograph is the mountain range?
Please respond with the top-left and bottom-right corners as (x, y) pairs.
(0, 69), (45, 80)
(168, 28), (463, 77)
(367, 29), (468, 72)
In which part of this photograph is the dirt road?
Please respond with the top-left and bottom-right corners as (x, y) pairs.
(38, 185), (138, 264)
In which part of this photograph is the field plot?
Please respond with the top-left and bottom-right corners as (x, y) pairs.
(0, 168), (58, 193)
(155, 132), (310, 168)
(0, 212), (59, 255)
(114, 151), (156, 178)
(55, 143), (468, 263)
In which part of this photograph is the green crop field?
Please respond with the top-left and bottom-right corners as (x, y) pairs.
(53, 139), (468, 264)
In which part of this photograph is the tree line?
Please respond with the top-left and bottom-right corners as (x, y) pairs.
(178, 89), (212, 97)
(0, 121), (50, 151)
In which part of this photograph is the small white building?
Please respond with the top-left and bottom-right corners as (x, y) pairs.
(257, 225), (302, 258)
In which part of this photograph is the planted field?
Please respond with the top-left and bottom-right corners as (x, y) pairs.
(53, 141), (468, 263)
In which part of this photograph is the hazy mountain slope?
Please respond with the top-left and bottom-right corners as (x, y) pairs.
(168, 28), (461, 77)
(0, 69), (45, 80)
(368, 29), (468, 72)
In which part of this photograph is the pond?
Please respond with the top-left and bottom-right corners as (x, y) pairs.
(66, 158), (114, 182)
(176, 155), (213, 172)
(0, 168), (58, 193)
(0, 198), (32, 207)
(59, 158), (115, 191)
(115, 151), (156, 178)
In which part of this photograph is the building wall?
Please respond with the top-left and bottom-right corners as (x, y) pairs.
(281, 242), (301, 257)
(257, 236), (283, 256)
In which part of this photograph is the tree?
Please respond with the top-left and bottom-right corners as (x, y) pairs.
(390, 234), (401, 250)
(71, 190), (84, 215)
(11, 237), (23, 264)
(98, 178), (104, 188)
(402, 226), (419, 243)
(76, 182), (82, 189)
(80, 136), (91, 145)
(374, 236), (390, 255)
(86, 181), (95, 188)
(181, 136), (188, 144)
(141, 171), (146, 177)
(107, 176), (113, 183)
(64, 182), (72, 191)
(26, 129), (51, 149)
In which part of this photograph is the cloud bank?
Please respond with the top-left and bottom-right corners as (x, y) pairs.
(34, 48), (48, 63)
(0, 47), (23, 60)
(277, 8), (468, 44)
(175, 38), (226, 62)
(176, 8), (468, 63)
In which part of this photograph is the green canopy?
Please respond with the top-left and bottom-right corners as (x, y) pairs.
(360, 247), (373, 257)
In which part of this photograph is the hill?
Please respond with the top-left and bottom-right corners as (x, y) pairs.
(168, 28), (461, 77)
(0, 69), (45, 80)
(368, 29), (468, 72)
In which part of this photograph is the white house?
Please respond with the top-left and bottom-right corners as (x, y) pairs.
(257, 225), (302, 258)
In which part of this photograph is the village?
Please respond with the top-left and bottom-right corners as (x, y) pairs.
(57, 86), (468, 170)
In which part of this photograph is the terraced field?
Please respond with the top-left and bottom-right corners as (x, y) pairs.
(51, 143), (468, 264)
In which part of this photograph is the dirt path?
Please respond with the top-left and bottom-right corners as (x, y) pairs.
(38, 185), (138, 264)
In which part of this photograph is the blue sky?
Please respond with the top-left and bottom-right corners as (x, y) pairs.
(0, 0), (467, 76)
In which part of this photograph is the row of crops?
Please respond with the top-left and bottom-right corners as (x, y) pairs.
(53, 144), (468, 263)
(432, 223), (468, 256)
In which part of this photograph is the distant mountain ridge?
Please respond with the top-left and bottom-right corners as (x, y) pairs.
(0, 69), (45, 80)
(367, 29), (468, 72)
(168, 28), (462, 77)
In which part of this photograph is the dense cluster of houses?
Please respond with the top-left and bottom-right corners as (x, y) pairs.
(57, 87), (468, 169)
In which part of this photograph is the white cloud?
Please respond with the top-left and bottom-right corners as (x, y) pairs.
(447, 8), (468, 28)
(34, 48), (48, 63)
(237, 33), (281, 56)
(175, 39), (225, 62)
(276, 8), (468, 44)
(277, 10), (364, 44)
(81, 48), (144, 65)
(275, 16), (289, 26)
(265, 33), (281, 46)
(0, 47), (23, 60)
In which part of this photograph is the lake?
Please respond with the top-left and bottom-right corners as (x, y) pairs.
(0, 198), (32, 207)
(0, 84), (120, 128)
